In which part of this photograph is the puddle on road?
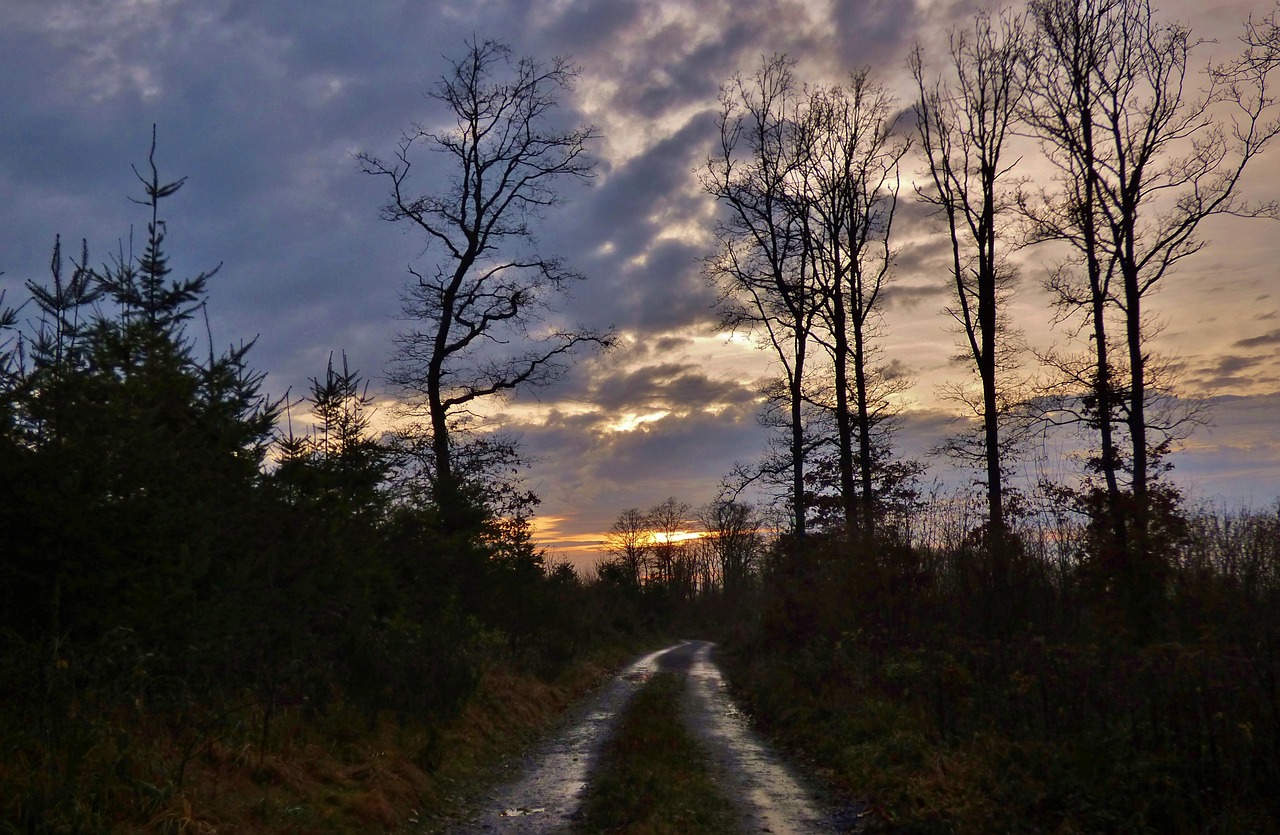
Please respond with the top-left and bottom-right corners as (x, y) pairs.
(499, 806), (545, 817)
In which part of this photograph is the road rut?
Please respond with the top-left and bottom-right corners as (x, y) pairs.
(449, 640), (861, 833)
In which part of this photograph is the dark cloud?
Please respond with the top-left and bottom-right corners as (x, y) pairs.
(884, 279), (950, 311)
(535, 0), (644, 53)
(1169, 392), (1280, 504)
(490, 351), (770, 549)
(596, 363), (758, 412)
(554, 110), (717, 253)
(539, 111), (721, 333)
(888, 224), (954, 310)
(881, 357), (915, 381)
(541, 356), (760, 414)
(1197, 354), (1268, 380)
(1183, 357), (1280, 393)
(654, 335), (695, 353)
(2, 0), (1276, 558)
(531, 407), (762, 511)
(832, 0), (923, 70)
(503, 391), (764, 543)
(1233, 329), (1280, 349)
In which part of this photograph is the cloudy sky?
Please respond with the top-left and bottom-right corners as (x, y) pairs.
(3, 0), (1279, 569)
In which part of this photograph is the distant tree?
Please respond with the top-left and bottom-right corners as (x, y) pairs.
(697, 498), (763, 597)
(276, 351), (388, 519)
(646, 497), (692, 589)
(359, 38), (613, 533)
(604, 507), (651, 586)
(911, 10), (1029, 586)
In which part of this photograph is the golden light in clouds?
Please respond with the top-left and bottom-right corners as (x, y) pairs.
(604, 410), (670, 432)
(531, 514), (713, 571)
(649, 530), (707, 545)
(530, 515), (610, 564)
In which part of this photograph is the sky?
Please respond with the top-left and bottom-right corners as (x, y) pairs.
(3, 0), (1279, 570)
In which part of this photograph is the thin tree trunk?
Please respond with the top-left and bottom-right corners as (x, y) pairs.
(978, 168), (1007, 591)
(1122, 253), (1154, 634)
(979, 271), (1004, 553)
(791, 338), (808, 542)
(851, 321), (875, 539)
(830, 278), (858, 537)
(427, 347), (459, 531)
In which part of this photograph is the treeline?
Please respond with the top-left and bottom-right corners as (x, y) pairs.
(0, 137), (639, 831)
(699, 0), (1280, 638)
(672, 1), (1280, 827)
(599, 498), (764, 608)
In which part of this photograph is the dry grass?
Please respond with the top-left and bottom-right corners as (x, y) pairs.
(1, 646), (636, 833)
(576, 672), (740, 834)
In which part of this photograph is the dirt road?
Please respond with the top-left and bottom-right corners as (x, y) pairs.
(449, 640), (862, 833)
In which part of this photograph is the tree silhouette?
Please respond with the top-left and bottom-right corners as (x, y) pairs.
(912, 10), (1029, 600)
(1023, 0), (1280, 634)
(704, 55), (821, 542)
(604, 507), (651, 587)
(360, 38), (613, 533)
(800, 70), (910, 539)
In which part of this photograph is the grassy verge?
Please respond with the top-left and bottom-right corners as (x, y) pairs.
(576, 672), (739, 835)
(0, 645), (639, 833)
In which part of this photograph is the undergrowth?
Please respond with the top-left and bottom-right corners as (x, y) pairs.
(721, 637), (1279, 834)
(0, 645), (635, 833)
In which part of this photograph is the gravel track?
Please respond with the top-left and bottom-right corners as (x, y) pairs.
(449, 640), (864, 833)
(661, 639), (849, 833)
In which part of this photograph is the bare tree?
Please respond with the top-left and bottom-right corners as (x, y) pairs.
(359, 38), (613, 532)
(646, 496), (693, 589)
(698, 498), (763, 597)
(703, 55), (822, 542)
(912, 10), (1029, 573)
(604, 507), (650, 586)
(1023, 0), (1280, 628)
(1019, 0), (1126, 554)
(801, 70), (910, 538)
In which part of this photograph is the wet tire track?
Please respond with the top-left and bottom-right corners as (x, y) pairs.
(662, 640), (849, 834)
(450, 640), (862, 833)
(448, 646), (675, 833)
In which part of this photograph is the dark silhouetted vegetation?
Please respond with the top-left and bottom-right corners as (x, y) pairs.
(718, 496), (1280, 832)
(6, 8), (1280, 830)
(0, 129), (644, 832)
(682, 4), (1280, 829)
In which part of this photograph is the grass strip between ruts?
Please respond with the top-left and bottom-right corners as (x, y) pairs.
(575, 671), (739, 834)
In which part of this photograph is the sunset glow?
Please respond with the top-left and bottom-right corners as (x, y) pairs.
(1, 0), (1277, 575)
(648, 530), (707, 546)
